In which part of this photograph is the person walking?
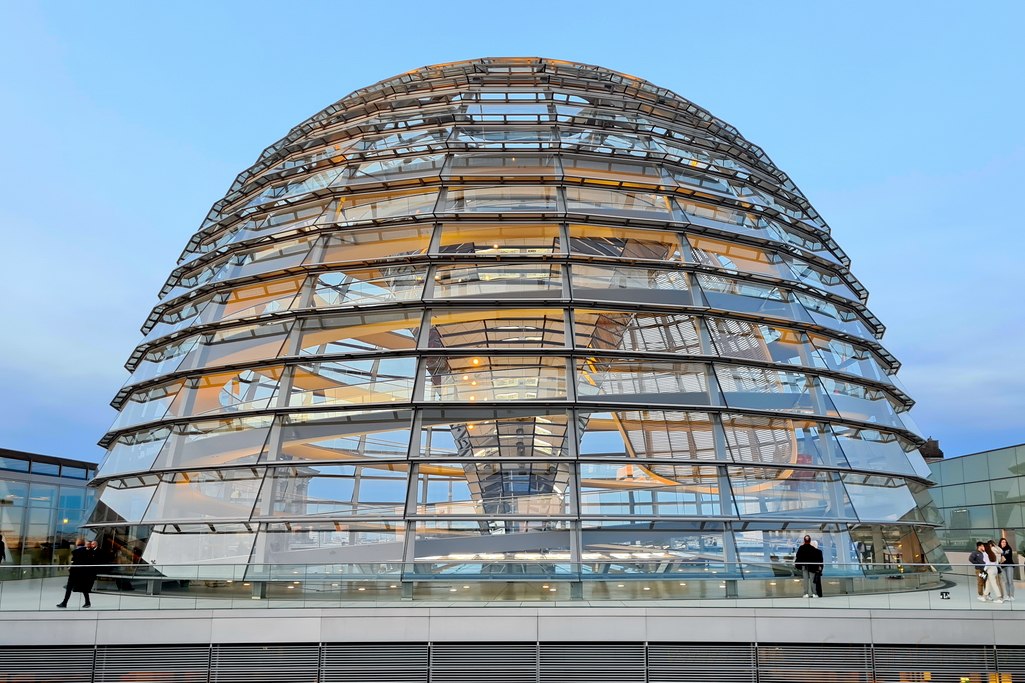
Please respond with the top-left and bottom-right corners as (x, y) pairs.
(0, 534), (6, 564)
(981, 541), (1004, 604)
(969, 541), (987, 599)
(998, 538), (1016, 601)
(794, 535), (824, 598)
(56, 540), (92, 608)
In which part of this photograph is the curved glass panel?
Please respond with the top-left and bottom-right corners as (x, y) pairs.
(414, 462), (572, 516)
(432, 263), (562, 299)
(271, 409), (413, 463)
(574, 310), (704, 355)
(437, 223), (561, 255)
(578, 410), (718, 461)
(254, 463), (408, 519)
(298, 309), (421, 356)
(418, 408), (571, 459)
(428, 308), (567, 349)
(425, 356), (568, 402)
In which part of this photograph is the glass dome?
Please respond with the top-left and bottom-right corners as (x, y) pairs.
(88, 58), (945, 586)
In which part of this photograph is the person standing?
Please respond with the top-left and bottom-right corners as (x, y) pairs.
(795, 535), (824, 598)
(981, 541), (1004, 604)
(998, 538), (1016, 601)
(0, 534), (6, 564)
(969, 541), (987, 599)
(56, 540), (92, 608)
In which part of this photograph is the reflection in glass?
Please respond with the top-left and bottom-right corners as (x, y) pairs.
(273, 409), (413, 463)
(578, 410), (718, 461)
(112, 380), (186, 431)
(428, 308), (566, 349)
(795, 293), (874, 339)
(174, 366), (284, 418)
(577, 359), (719, 405)
(311, 267), (427, 308)
(97, 427), (171, 478)
(348, 154), (446, 185)
(432, 263), (561, 299)
(715, 366), (834, 416)
(251, 521), (405, 564)
(697, 274), (811, 322)
(573, 310), (704, 354)
(425, 356), (568, 402)
(818, 377), (904, 429)
(437, 223), (560, 255)
(325, 188), (439, 223)
(255, 463), (408, 518)
(441, 186), (557, 212)
(721, 414), (849, 469)
(579, 463), (730, 517)
(843, 473), (923, 523)
(178, 321), (292, 372)
(88, 477), (158, 525)
(413, 519), (571, 564)
(689, 235), (792, 279)
(728, 467), (855, 520)
(446, 153), (558, 178)
(298, 310), (420, 356)
(287, 357), (417, 407)
(143, 470), (263, 523)
(143, 526), (256, 569)
(707, 318), (825, 369)
(568, 225), (683, 261)
(419, 408), (571, 459)
(316, 224), (432, 264)
(832, 426), (916, 475)
(564, 187), (674, 219)
(414, 462), (572, 516)
(580, 524), (726, 572)
(571, 264), (692, 306)
(152, 416), (273, 470)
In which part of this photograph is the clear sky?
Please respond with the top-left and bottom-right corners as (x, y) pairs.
(0, 1), (1022, 463)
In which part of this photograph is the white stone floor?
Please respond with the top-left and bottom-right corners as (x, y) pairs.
(1, 573), (1020, 612)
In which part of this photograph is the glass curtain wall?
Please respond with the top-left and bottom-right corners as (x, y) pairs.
(87, 58), (944, 584)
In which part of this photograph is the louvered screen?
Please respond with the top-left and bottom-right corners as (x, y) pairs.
(757, 644), (872, 682)
(210, 643), (320, 683)
(94, 644), (210, 682)
(539, 644), (645, 683)
(995, 646), (1025, 676)
(648, 643), (756, 683)
(322, 643), (428, 683)
(872, 645), (996, 682)
(0, 646), (94, 683)
(431, 643), (537, 683)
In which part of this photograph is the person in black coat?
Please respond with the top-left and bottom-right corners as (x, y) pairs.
(56, 540), (93, 608)
(794, 535), (824, 598)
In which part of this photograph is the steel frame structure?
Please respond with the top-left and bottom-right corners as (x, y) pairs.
(87, 58), (945, 582)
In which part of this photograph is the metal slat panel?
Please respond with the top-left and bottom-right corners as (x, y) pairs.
(211, 644), (320, 683)
(539, 644), (645, 683)
(322, 644), (428, 683)
(431, 643), (537, 683)
(757, 644), (872, 683)
(94, 645), (211, 682)
(873, 645), (996, 682)
(0, 646), (94, 683)
(648, 643), (755, 683)
(995, 646), (1025, 675)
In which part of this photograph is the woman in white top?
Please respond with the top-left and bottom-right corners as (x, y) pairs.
(983, 541), (1004, 603)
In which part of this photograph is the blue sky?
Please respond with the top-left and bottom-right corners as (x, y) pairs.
(0, 1), (1022, 462)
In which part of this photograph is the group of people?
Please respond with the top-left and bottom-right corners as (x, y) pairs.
(56, 539), (99, 609)
(969, 538), (1017, 604)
